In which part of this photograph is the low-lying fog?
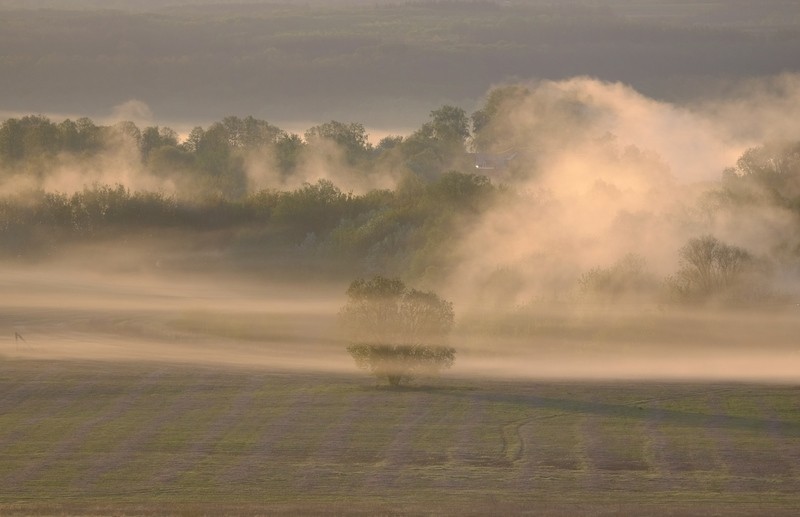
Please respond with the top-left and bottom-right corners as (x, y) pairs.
(3, 261), (799, 384)
(3, 75), (800, 383)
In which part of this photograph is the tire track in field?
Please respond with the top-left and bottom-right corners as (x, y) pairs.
(216, 391), (315, 486)
(150, 374), (263, 486)
(73, 374), (220, 492)
(2, 369), (165, 490)
(514, 417), (537, 489)
(364, 394), (432, 490)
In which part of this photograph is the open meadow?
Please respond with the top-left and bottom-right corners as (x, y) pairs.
(1, 360), (800, 515)
(2, 267), (800, 515)
(3, 1), (800, 514)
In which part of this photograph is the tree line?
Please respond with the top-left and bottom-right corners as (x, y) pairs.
(2, 97), (800, 308)
(0, 107), (473, 197)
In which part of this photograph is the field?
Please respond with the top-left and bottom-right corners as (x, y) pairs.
(2, 267), (800, 514)
(1, 359), (800, 515)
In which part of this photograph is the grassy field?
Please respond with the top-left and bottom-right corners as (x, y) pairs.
(1, 359), (799, 515)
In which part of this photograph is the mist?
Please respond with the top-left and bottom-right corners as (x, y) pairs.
(446, 75), (800, 307)
(3, 73), (800, 383)
(4, 259), (800, 383)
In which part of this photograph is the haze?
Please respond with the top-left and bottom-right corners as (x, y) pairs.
(1, 0), (799, 128)
(2, 0), (800, 384)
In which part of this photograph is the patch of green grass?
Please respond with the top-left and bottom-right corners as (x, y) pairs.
(1, 360), (800, 514)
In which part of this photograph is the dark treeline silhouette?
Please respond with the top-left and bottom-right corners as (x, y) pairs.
(0, 108), (473, 195)
(0, 103), (495, 281)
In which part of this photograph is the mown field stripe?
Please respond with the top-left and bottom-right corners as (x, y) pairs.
(73, 384), (212, 492)
(709, 393), (795, 493)
(707, 394), (754, 492)
(0, 363), (63, 414)
(151, 373), (263, 485)
(1, 369), (165, 490)
(216, 391), (314, 486)
(0, 379), (96, 455)
(473, 390), (800, 434)
(364, 393), (431, 490)
(579, 413), (604, 492)
(306, 393), (373, 465)
(764, 406), (800, 492)
(642, 405), (679, 491)
(450, 395), (490, 465)
(291, 392), (377, 493)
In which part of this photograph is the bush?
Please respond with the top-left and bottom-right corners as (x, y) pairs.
(339, 276), (455, 386)
(578, 253), (657, 302)
(666, 235), (776, 305)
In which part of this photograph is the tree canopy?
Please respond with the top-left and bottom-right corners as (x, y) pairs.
(339, 276), (455, 387)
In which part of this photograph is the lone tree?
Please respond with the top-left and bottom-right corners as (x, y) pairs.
(339, 276), (455, 387)
(666, 235), (775, 305)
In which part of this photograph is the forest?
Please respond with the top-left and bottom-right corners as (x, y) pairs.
(2, 78), (800, 318)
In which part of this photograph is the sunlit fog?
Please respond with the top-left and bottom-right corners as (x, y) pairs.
(2, 0), (800, 383)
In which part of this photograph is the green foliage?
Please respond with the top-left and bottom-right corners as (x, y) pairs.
(7, 109), (800, 310)
(140, 126), (178, 160)
(720, 141), (800, 207)
(195, 122), (233, 175)
(376, 135), (403, 153)
(0, 115), (62, 162)
(471, 85), (531, 153)
(397, 106), (472, 179)
(0, 116), (113, 165)
(340, 276), (455, 386)
(274, 132), (305, 175)
(271, 179), (354, 238)
(220, 115), (284, 150)
(324, 171), (500, 278)
(429, 105), (470, 147)
(346, 343), (456, 387)
(578, 253), (657, 302)
(428, 171), (494, 211)
(304, 121), (371, 165)
(666, 235), (775, 305)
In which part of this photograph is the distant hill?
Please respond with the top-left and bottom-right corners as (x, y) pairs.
(0, 1), (798, 128)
